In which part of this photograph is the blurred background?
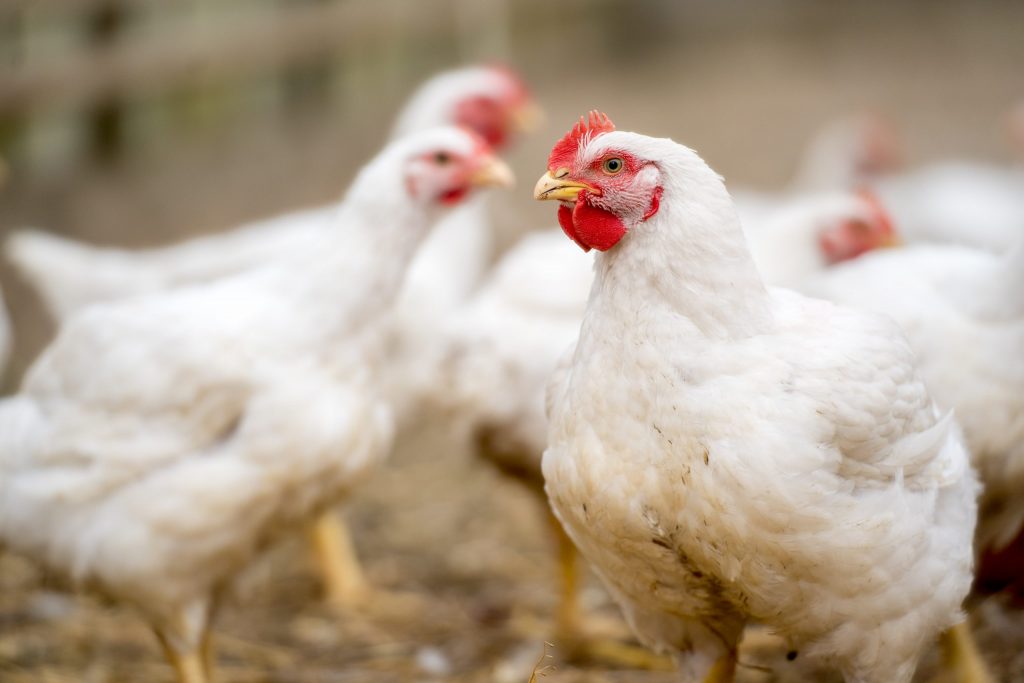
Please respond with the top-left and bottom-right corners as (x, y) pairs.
(0, 1), (1022, 681)
(2, 0), (1023, 379)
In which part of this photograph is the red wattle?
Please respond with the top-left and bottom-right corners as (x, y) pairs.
(572, 193), (627, 251)
(558, 204), (591, 252)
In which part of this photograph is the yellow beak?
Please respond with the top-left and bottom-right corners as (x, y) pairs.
(880, 233), (904, 248)
(533, 169), (595, 202)
(510, 101), (544, 134)
(470, 157), (515, 188)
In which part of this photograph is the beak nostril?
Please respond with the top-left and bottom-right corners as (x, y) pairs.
(553, 168), (570, 179)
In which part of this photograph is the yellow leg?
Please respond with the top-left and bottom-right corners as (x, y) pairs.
(200, 629), (216, 683)
(544, 509), (674, 671)
(939, 621), (995, 683)
(549, 511), (580, 640)
(307, 510), (368, 608)
(702, 650), (737, 683)
(155, 629), (208, 683)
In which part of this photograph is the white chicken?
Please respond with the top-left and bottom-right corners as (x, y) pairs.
(730, 112), (902, 230)
(870, 163), (1024, 253)
(7, 66), (535, 607)
(786, 113), (903, 192)
(0, 127), (512, 683)
(6, 64), (537, 332)
(741, 189), (898, 287)
(442, 229), (592, 633)
(533, 112), (985, 683)
(440, 188), (902, 653)
(801, 241), (1024, 554)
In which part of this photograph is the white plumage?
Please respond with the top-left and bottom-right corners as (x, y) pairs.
(6, 68), (534, 412)
(536, 122), (978, 683)
(8, 65), (532, 329)
(802, 242), (1024, 551)
(444, 229), (591, 472)
(871, 162), (1024, 252)
(444, 188), (896, 464)
(0, 286), (10, 379)
(0, 127), (505, 681)
(739, 190), (892, 286)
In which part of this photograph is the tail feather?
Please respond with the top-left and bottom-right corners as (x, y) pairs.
(5, 230), (162, 321)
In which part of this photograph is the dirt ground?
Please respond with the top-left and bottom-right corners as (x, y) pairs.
(3, 412), (1024, 682)
(2, 1), (1024, 681)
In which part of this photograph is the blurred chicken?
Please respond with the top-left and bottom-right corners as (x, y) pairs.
(442, 231), (591, 638)
(802, 240), (1024, 556)
(870, 162), (1024, 253)
(7, 65), (535, 606)
(0, 128), (512, 683)
(788, 113), (903, 192)
(742, 189), (898, 286)
(731, 112), (902, 226)
(535, 112), (985, 683)
(7, 65), (537, 346)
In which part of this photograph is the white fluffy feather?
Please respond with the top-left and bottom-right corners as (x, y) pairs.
(871, 163), (1024, 253)
(802, 242), (1024, 550)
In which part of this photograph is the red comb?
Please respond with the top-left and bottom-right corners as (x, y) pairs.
(548, 111), (616, 171)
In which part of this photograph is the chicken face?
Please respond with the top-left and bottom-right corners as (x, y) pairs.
(452, 66), (541, 151)
(534, 112), (662, 252)
(403, 128), (514, 206)
(817, 190), (901, 264)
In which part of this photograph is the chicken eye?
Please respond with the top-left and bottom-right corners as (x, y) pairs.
(434, 151), (452, 165)
(602, 157), (624, 175)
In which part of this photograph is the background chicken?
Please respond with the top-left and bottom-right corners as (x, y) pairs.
(536, 112), (984, 683)
(0, 127), (511, 683)
(6, 64), (534, 607)
(441, 230), (592, 639)
(869, 162), (1024, 252)
(801, 241), (1024, 556)
(7, 64), (537, 332)
(729, 113), (902, 232)
(740, 189), (898, 286)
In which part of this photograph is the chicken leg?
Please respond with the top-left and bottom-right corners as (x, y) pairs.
(549, 511), (580, 639)
(545, 509), (674, 671)
(702, 650), (737, 683)
(938, 621), (995, 683)
(154, 627), (208, 683)
(307, 510), (368, 608)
